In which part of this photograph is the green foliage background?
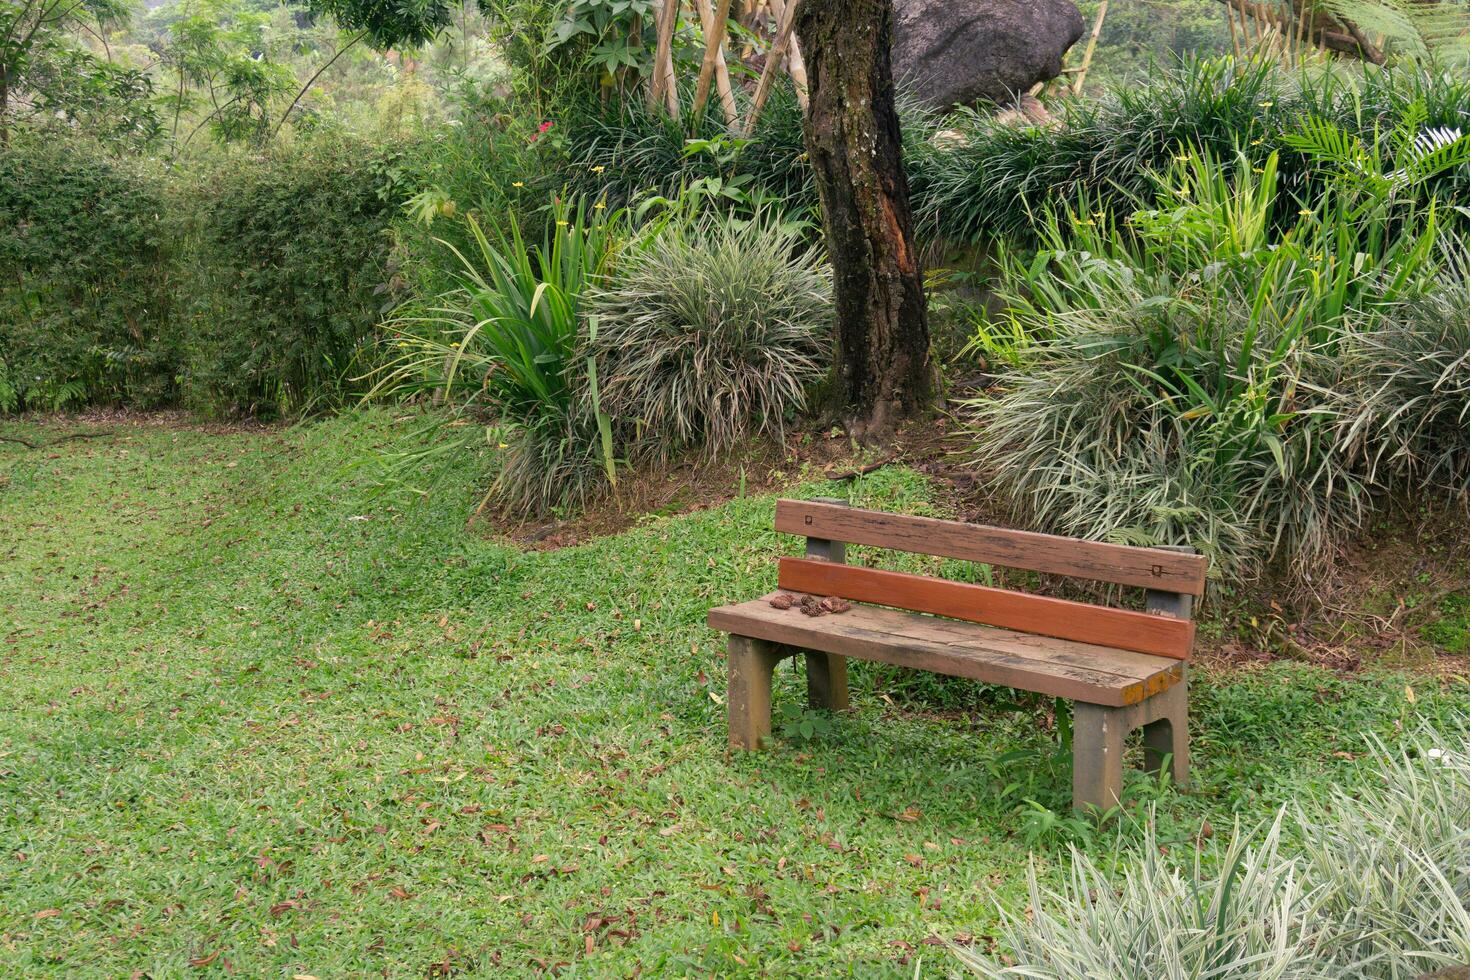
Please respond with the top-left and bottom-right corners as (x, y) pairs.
(178, 138), (412, 416)
(0, 135), (410, 416)
(0, 135), (176, 411)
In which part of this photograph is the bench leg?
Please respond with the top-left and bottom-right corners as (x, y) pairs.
(1073, 674), (1190, 812)
(727, 636), (786, 750)
(805, 652), (849, 712)
(1072, 702), (1126, 813)
(1142, 671), (1189, 790)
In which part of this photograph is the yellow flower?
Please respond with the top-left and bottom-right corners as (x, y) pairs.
(1299, 208), (1313, 216)
(512, 181), (525, 188)
(1250, 138), (1264, 146)
(1258, 100), (1274, 108)
(593, 200), (606, 210)
(497, 442), (509, 449)
(590, 165), (605, 173)
(557, 219), (569, 226)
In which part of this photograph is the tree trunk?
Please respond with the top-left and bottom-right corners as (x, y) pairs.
(796, 0), (932, 442)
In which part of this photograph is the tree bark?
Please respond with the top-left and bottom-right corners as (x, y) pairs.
(796, 0), (932, 442)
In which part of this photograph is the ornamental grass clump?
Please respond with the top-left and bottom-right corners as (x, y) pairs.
(955, 817), (1325, 978)
(1307, 731), (1470, 975)
(963, 134), (1464, 584)
(1335, 286), (1470, 503)
(585, 212), (832, 459)
(922, 56), (1470, 245)
(371, 197), (620, 517)
(954, 722), (1470, 978)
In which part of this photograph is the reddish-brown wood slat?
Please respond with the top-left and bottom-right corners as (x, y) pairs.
(777, 558), (1195, 660)
(707, 596), (1184, 707)
(774, 499), (1208, 596)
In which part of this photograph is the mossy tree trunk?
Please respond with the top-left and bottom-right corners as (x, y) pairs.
(796, 0), (933, 442)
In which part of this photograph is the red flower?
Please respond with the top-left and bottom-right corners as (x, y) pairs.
(538, 121), (553, 133)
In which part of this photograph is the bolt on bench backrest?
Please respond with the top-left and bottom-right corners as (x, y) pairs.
(773, 499), (1209, 660)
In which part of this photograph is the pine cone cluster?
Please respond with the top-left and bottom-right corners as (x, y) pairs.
(768, 593), (851, 616)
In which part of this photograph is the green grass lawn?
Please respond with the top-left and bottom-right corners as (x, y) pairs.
(2, 412), (1466, 976)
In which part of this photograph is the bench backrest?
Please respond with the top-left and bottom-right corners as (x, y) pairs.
(774, 499), (1208, 660)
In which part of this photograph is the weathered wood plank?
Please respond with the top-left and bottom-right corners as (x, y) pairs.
(777, 558), (1195, 659)
(792, 597), (1170, 681)
(708, 598), (1183, 707)
(774, 499), (1209, 595)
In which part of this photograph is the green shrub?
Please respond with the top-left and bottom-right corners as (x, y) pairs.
(178, 137), (410, 416)
(954, 723), (1470, 978)
(394, 105), (569, 301)
(559, 84), (818, 217)
(0, 134), (177, 410)
(375, 198), (619, 517)
(962, 145), (1453, 581)
(925, 57), (1470, 244)
(585, 211), (832, 459)
(1336, 287), (1470, 502)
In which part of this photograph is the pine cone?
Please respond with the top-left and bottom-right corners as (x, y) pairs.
(768, 593), (795, 610)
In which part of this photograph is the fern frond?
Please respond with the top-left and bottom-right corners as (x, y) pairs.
(1317, 0), (1470, 62)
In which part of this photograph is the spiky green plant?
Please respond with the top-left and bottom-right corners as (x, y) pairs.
(953, 722), (1470, 979)
(921, 57), (1470, 246)
(584, 211), (832, 459)
(1334, 285), (1470, 501)
(369, 197), (622, 516)
(962, 144), (1453, 581)
(1308, 731), (1470, 975)
(953, 816), (1326, 978)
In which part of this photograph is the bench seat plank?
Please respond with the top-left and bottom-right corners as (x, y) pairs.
(708, 594), (1184, 707)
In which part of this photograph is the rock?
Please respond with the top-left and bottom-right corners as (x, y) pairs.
(992, 92), (1056, 127)
(892, 0), (1086, 111)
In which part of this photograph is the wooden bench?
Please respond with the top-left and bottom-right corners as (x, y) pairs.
(707, 498), (1208, 812)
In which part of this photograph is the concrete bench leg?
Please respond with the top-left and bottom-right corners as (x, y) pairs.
(727, 635), (787, 750)
(1142, 671), (1189, 790)
(805, 652), (849, 712)
(1072, 673), (1190, 812)
(1073, 702), (1127, 813)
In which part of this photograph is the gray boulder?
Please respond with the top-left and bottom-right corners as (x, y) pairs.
(893, 0), (1086, 111)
